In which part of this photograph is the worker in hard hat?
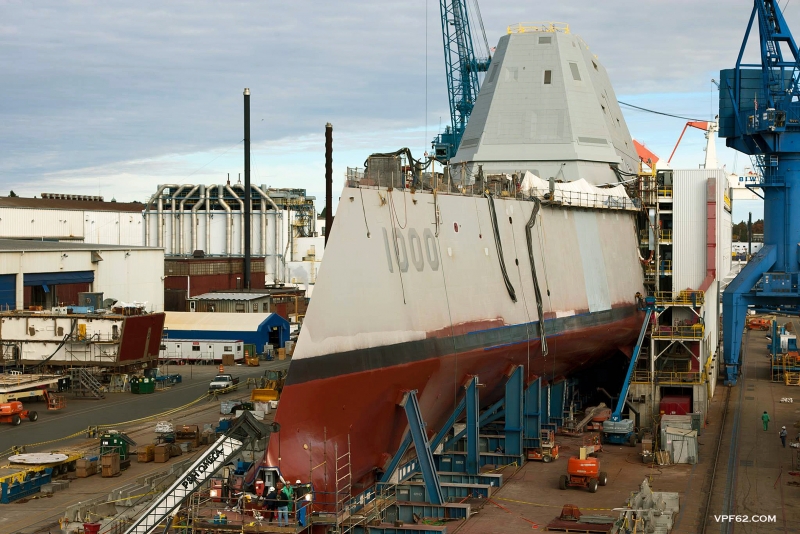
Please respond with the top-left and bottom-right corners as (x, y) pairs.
(275, 482), (289, 527)
(780, 426), (788, 448)
(264, 486), (277, 523)
(762, 410), (770, 431)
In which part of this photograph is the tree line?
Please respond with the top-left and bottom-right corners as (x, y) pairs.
(732, 219), (763, 241)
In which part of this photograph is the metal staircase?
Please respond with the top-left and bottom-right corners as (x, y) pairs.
(69, 368), (105, 399)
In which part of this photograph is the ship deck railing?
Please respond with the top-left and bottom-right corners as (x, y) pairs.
(653, 291), (705, 307)
(640, 229), (674, 243)
(345, 179), (640, 212)
(650, 324), (704, 339)
(631, 370), (703, 384)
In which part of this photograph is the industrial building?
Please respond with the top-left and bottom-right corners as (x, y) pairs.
(0, 240), (165, 311)
(186, 287), (307, 319)
(162, 311), (289, 353)
(144, 183), (322, 284)
(0, 195), (145, 245)
(0, 186), (325, 310)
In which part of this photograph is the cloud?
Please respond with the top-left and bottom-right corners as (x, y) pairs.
(0, 1), (789, 202)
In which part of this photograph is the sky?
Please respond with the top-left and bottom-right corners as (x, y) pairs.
(0, 0), (788, 223)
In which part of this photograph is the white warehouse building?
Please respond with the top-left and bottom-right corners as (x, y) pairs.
(0, 240), (164, 312)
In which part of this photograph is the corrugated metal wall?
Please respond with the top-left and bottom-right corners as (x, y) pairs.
(0, 207), (84, 240)
(0, 207), (143, 245)
(83, 211), (144, 246)
(673, 170), (713, 292)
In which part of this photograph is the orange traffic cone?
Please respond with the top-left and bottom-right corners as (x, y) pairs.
(219, 364), (224, 373)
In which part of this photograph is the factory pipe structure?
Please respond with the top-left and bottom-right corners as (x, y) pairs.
(178, 184), (200, 255)
(244, 88), (252, 288)
(325, 122), (333, 245)
(143, 184), (177, 248)
(217, 184), (232, 255)
(170, 185), (191, 254)
(205, 184), (216, 255)
(225, 183), (244, 255)
(253, 184), (282, 283)
(190, 185), (205, 254)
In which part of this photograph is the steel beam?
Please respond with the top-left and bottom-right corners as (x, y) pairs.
(465, 377), (479, 475)
(504, 366), (524, 457)
(523, 377), (542, 449)
(399, 390), (444, 505)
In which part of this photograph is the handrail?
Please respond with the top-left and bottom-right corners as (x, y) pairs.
(631, 370), (703, 384)
(507, 22), (570, 34)
(653, 290), (705, 306)
(651, 324), (705, 339)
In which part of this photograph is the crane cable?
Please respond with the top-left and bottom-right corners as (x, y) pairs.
(618, 101), (707, 122)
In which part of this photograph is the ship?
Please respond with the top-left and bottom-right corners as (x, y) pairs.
(263, 23), (646, 492)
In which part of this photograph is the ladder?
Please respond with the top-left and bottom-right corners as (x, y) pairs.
(335, 436), (353, 533)
(69, 368), (105, 399)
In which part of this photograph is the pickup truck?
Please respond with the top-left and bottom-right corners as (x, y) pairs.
(209, 374), (239, 392)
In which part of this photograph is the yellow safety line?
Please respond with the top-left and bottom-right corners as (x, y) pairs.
(0, 389), (224, 459)
(495, 496), (614, 511)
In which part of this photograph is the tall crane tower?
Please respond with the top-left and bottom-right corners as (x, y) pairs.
(431, 0), (491, 162)
(719, 0), (800, 385)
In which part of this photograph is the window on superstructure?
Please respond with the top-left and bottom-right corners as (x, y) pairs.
(543, 70), (552, 84)
(192, 345), (200, 352)
(569, 62), (581, 81)
(592, 61), (598, 71)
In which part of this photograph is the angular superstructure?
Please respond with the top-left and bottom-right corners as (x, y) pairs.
(452, 24), (639, 184)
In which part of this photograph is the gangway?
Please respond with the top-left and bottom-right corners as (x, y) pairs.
(120, 411), (272, 534)
(602, 299), (655, 446)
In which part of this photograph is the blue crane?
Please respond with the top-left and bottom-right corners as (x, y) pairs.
(719, 0), (800, 385)
(432, 0), (491, 162)
(602, 298), (655, 446)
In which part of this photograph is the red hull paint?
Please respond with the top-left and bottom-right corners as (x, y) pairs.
(265, 312), (642, 491)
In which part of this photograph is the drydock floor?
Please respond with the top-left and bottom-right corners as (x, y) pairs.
(460, 324), (800, 534)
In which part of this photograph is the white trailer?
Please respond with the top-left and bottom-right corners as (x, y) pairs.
(158, 339), (243, 364)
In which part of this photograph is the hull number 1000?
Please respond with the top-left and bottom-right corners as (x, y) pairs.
(382, 227), (440, 273)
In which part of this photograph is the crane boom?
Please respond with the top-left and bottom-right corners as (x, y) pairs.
(121, 412), (271, 534)
(432, 0), (491, 162)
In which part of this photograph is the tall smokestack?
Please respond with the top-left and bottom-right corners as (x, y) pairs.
(325, 122), (333, 245)
(748, 211), (752, 257)
(244, 88), (252, 289)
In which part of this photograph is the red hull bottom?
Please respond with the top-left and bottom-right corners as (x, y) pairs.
(264, 313), (641, 492)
